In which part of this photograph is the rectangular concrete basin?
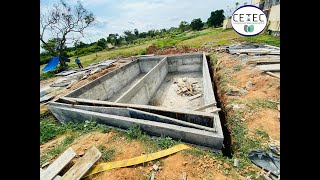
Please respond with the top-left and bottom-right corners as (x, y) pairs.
(49, 52), (224, 150)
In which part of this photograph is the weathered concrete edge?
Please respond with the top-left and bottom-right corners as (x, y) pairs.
(48, 101), (215, 131)
(59, 97), (216, 118)
(127, 108), (217, 132)
(202, 53), (217, 112)
(48, 105), (224, 149)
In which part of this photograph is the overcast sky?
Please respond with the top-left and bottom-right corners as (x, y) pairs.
(40, 0), (249, 51)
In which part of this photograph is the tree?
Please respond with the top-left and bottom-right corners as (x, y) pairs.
(207, 10), (225, 27)
(134, 29), (139, 37)
(40, 0), (95, 66)
(97, 38), (107, 48)
(178, 21), (190, 32)
(190, 18), (204, 31)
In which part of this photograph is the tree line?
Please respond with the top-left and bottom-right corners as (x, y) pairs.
(40, 0), (225, 65)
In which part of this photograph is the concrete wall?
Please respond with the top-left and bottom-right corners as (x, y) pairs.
(116, 57), (168, 105)
(48, 105), (224, 149)
(167, 53), (202, 73)
(138, 58), (162, 73)
(66, 61), (141, 101)
(202, 53), (216, 112)
(222, 19), (232, 30)
(267, 4), (280, 33)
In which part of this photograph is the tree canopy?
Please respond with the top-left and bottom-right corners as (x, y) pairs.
(40, 0), (95, 61)
(190, 18), (204, 31)
(207, 10), (225, 28)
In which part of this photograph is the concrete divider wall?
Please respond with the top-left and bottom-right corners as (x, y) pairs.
(202, 53), (216, 112)
(167, 53), (203, 72)
(116, 57), (168, 105)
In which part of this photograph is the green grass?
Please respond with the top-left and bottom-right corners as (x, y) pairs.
(118, 126), (179, 152)
(40, 117), (110, 145)
(98, 146), (116, 162)
(239, 34), (280, 47)
(40, 70), (56, 81)
(153, 31), (211, 48)
(256, 129), (269, 140)
(40, 134), (76, 165)
(233, 64), (242, 72)
(247, 99), (278, 110)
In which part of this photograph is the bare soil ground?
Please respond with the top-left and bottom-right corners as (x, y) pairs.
(215, 53), (280, 141)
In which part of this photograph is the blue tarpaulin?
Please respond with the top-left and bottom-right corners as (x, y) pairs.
(42, 56), (60, 72)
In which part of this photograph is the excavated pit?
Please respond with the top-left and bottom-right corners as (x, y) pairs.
(48, 52), (225, 150)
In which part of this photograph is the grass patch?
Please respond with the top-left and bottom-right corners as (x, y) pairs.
(153, 31), (211, 48)
(40, 134), (76, 165)
(40, 119), (110, 145)
(98, 146), (116, 162)
(256, 129), (269, 140)
(233, 64), (242, 72)
(40, 70), (56, 81)
(122, 126), (179, 151)
(239, 34), (280, 47)
(248, 99), (278, 110)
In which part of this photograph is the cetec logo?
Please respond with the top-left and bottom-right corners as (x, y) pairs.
(231, 5), (267, 36)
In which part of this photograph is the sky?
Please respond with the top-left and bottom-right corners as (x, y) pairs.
(40, 0), (249, 51)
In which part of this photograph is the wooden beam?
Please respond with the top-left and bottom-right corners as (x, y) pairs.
(40, 168), (61, 180)
(193, 103), (220, 112)
(58, 97), (216, 118)
(40, 147), (76, 180)
(247, 59), (280, 65)
(265, 71), (280, 79)
(61, 146), (101, 180)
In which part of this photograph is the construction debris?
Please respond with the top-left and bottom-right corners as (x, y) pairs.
(256, 64), (280, 72)
(40, 147), (76, 180)
(187, 94), (202, 101)
(63, 146), (101, 180)
(248, 150), (280, 177)
(40, 94), (54, 103)
(50, 80), (71, 87)
(175, 78), (200, 96)
(152, 164), (159, 171)
(266, 72), (280, 79)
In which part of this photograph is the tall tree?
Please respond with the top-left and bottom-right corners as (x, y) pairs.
(207, 10), (225, 27)
(178, 21), (190, 32)
(40, 0), (95, 66)
(97, 38), (107, 48)
(190, 18), (204, 31)
(134, 29), (139, 37)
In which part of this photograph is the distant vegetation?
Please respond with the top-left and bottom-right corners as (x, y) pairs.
(40, 7), (226, 65)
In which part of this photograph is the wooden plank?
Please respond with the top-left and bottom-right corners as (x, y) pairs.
(265, 71), (280, 79)
(40, 169), (61, 180)
(193, 103), (220, 112)
(182, 172), (187, 180)
(59, 97), (216, 118)
(247, 59), (280, 65)
(40, 147), (76, 180)
(61, 146), (101, 180)
(256, 64), (280, 72)
(187, 94), (202, 101)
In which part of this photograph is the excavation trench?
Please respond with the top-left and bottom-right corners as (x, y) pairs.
(206, 55), (233, 158)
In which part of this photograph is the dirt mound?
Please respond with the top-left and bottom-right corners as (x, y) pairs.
(146, 45), (213, 55)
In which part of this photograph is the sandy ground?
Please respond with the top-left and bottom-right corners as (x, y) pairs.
(215, 52), (280, 141)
